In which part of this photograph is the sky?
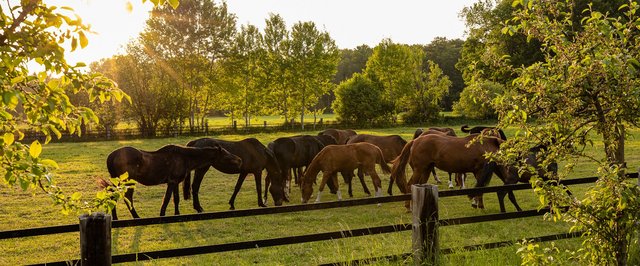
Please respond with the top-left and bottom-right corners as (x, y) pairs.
(50, 0), (476, 65)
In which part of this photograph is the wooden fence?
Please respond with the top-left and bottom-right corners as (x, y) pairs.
(20, 119), (343, 143)
(2, 174), (637, 265)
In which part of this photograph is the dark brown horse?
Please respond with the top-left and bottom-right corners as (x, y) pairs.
(412, 127), (456, 139)
(301, 142), (391, 203)
(318, 128), (357, 145)
(390, 134), (520, 212)
(461, 125), (507, 140)
(103, 144), (242, 220)
(268, 135), (325, 195)
(184, 138), (285, 210)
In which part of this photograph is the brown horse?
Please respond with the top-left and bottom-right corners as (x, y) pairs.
(390, 134), (521, 212)
(184, 138), (285, 210)
(318, 128), (357, 145)
(346, 134), (406, 196)
(301, 142), (391, 203)
(461, 125), (507, 140)
(103, 144), (242, 220)
(403, 128), (465, 190)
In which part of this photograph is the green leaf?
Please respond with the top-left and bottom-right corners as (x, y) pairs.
(3, 133), (14, 145)
(71, 192), (82, 201)
(40, 159), (59, 169)
(10, 76), (24, 84)
(119, 172), (129, 181)
(29, 140), (42, 158)
(71, 37), (77, 51)
(78, 31), (88, 48)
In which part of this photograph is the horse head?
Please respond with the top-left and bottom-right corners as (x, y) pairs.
(300, 171), (314, 204)
(211, 144), (242, 171)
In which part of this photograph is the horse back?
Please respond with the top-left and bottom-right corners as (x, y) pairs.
(412, 134), (499, 173)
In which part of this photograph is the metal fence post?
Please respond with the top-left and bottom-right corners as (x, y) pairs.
(412, 184), (439, 266)
(79, 212), (112, 266)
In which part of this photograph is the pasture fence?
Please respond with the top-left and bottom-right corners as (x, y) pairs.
(20, 119), (347, 143)
(2, 173), (637, 265)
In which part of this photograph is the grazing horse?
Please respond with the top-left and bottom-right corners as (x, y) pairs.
(461, 124), (507, 140)
(268, 135), (325, 194)
(184, 138), (285, 210)
(102, 144), (242, 220)
(402, 128), (465, 191)
(346, 134), (406, 196)
(390, 134), (520, 212)
(301, 142), (391, 204)
(318, 128), (357, 145)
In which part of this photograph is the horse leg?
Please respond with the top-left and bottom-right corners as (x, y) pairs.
(159, 184), (174, 216)
(357, 168), (371, 196)
(367, 168), (383, 207)
(506, 191), (522, 212)
(191, 167), (208, 213)
(228, 173), (248, 210)
(254, 172), (267, 208)
(432, 168), (441, 184)
(497, 191), (507, 213)
(172, 183), (180, 215)
(448, 173), (454, 189)
(316, 172), (335, 203)
(124, 188), (139, 219)
(263, 174), (270, 204)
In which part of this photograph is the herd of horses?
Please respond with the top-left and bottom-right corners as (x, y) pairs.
(101, 125), (556, 220)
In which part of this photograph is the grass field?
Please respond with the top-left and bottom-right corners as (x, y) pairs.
(1, 124), (639, 265)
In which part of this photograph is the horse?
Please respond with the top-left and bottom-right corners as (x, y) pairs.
(184, 137), (285, 210)
(268, 135), (326, 195)
(412, 127), (456, 139)
(300, 142), (391, 204)
(318, 128), (357, 145)
(101, 144), (242, 220)
(390, 134), (521, 212)
(346, 134), (406, 196)
(398, 128), (465, 191)
(461, 124), (507, 140)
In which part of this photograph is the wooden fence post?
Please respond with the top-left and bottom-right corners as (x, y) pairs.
(79, 212), (112, 266)
(233, 120), (237, 131)
(264, 121), (267, 129)
(412, 184), (439, 266)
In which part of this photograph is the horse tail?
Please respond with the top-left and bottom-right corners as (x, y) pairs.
(498, 129), (507, 141)
(183, 171), (192, 200)
(376, 148), (391, 174)
(460, 124), (471, 133)
(390, 140), (413, 194)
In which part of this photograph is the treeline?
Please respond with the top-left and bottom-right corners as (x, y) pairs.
(73, 0), (465, 134)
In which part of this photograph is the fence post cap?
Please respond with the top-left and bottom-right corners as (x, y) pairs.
(79, 212), (111, 221)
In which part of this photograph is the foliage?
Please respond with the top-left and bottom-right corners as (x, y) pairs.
(453, 79), (503, 119)
(402, 60), (451, 123)
(422, 37), (464, 110)
(332, 73), (392, 125)
(0, 0), (166, 215)
(493, 0), (640, 264)
(334, 45), (373, 83)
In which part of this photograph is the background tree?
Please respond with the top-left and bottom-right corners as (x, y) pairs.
(422, 37), (464, 110)
(452, 79), (503, 119)
(288, 21), (340, 129)
(364, 39), (418, 122)
(223, 24), (267, 127)
(332, 73), (392, 125)
(403, 59), (451, 123)
(139, 0), (236, 130)
(495, 1), (640, 264)
(262, 14), (295, 124)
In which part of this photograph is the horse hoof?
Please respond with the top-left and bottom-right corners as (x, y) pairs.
(471, 203), (478, 209)
(229, 206), (235, 210)
(377, 203), (382, 207)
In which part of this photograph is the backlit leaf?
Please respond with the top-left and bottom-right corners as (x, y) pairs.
(79, 31), (88, 48)
(3, 133), (14, 145)
(29, 140), (42, 158)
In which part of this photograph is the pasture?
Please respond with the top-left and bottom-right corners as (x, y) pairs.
(1, 125), (639, 265)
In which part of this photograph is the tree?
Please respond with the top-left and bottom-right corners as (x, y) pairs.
(403, 60), (451, 123)
(262, 14), (295, 124)
(289, 21), (340, 129)
(452, 79), (503, 119)
(496, 1), (640, 264)
(423, 37), (464, 110)
(223, 24), (267, 127)
(140, 0), (236, 130)
(332, 73), (392, 125)
(0, 1), (185, 215)
(334, 45), (373, 83)
(364, 39), (419, 122)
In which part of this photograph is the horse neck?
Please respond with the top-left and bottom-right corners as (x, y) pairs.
(303, 157), (322, 183)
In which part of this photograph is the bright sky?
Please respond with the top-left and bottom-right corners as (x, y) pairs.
(52, 0), (476, 65)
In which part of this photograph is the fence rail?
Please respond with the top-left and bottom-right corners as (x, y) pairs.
(5, 174), (638, 265)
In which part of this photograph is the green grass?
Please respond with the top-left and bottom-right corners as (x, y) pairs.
(1, 124), (638, 265)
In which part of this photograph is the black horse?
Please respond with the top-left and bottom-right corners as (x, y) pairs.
(184, 138), (285, 210)
(102, 144), (242, 220)
(268, 135), (326, 195)
(461, 124), (507, 140)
